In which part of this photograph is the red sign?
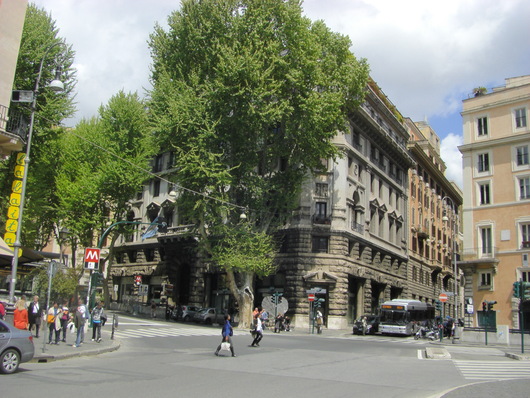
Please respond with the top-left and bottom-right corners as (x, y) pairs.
(439, 293), (448, 303)
(135, 275), (142, 286)
(84, 247), (100, 270)
(308, 293), (315, 302)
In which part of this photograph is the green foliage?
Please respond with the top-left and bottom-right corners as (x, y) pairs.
(0, 4), (76, 250)
(24, 266), (79, 304)
(148, 0), (369, 298)
(56, 91), (154, 247)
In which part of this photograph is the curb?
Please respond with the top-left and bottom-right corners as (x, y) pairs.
(31, 340), (121, 362)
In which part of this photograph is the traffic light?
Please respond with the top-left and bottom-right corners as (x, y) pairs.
(514, 281), (522, 298)
(482, 301), (487, 312)
(522, 282), (530, 300)
(314, 298), (325, 308)
(92, 272), (103, 286)
(435, 300), (442, 312)
(487, 301), (497, 311)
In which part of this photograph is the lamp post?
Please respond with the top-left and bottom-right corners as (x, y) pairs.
(442, 196), (458, 320)
(8, 43), (66, 303)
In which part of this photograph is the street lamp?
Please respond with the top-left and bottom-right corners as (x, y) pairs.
(442, 196), (458, 320)
(8, 43), (67, 303)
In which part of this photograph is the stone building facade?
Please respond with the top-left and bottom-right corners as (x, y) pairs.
(405, 119), (462, 320)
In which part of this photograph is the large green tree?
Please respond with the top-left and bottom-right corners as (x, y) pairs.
(56, 91), (155, 303)
(149, 0), (369, 326)
(0, 3), (76, 249)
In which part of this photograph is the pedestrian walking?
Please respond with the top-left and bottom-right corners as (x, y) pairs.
(315, 310), (323, 334)
(250, 315), (263, 347)
(0, 301), (5, 320)
(73, 299), (88, 348)
(47, 302), (62, 344)
(214, 314), (236, 357)
(60, 305), (69, 342)
(91, 302), (105, 342)
(28, 295), (41, 337)
(13, 300), (29, 330)
(361, 316), (368, 336)
(260, 309), (269, 329)
(150, 300), (157, 318)
(274, 313), (284, 333)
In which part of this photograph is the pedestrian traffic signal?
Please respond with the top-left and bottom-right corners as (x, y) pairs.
(486, 301), (497, 311)
(435, 300), (442, 311)
(514, 281), (522, 298)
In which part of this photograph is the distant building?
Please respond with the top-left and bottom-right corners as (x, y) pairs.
(0, 0), (27, 157)
(405, 119), (462, 319)
(459, 76), (530, 328)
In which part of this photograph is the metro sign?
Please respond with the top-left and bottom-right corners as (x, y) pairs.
(84, 247), (101, 270)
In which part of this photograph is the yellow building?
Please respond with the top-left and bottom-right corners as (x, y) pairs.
(459, 76), (530, 329)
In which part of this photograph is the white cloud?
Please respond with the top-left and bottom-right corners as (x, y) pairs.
(440, 133), (463, 189)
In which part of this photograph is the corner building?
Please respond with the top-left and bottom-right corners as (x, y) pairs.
(276, 82), (414, 330)
(459, 76), (530, 329)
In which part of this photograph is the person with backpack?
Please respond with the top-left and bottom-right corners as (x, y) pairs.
(47, 302), (62, 344)
(73, 299), (88, 348)
(91, 302), (105, 343)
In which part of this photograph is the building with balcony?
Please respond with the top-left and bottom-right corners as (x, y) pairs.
(275, 81), (414, 329)
(0, 0), (27, 157)
(406, 119), (462, 319)
(459, 76), (530, 329)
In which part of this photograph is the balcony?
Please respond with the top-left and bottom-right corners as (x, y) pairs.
(522, 241), (530, 249)
(460, 247), (499, 261)
(416, 226), (429, 240)
(312, 214), (331, 225)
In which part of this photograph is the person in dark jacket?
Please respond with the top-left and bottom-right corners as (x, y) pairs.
(214, 314), (236, 357)
(28, 295), (41, 337)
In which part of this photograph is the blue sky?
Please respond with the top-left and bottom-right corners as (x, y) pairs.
(32, 0), (530, 188)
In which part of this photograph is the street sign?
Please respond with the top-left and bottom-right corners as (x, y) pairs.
(134, 275), (142, 286)
(138, 284), (148, 296)
(84, 247), (101, 270)
(439, 293), (448, 302)
(308, 293), (315, 302)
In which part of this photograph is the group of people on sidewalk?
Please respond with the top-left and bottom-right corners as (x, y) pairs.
(8, 295), (106, 348)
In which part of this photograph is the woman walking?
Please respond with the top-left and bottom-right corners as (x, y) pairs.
(214, 314), (236, 357)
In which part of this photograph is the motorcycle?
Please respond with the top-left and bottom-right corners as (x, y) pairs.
(414, 326), (437, 340)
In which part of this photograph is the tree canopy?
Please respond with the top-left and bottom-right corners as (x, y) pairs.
(149, 0), (369, 326)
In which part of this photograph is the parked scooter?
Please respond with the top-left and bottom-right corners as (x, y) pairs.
(414, 326), (437, 340)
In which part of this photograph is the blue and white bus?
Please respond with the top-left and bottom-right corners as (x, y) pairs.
(379, 299), (435, 336)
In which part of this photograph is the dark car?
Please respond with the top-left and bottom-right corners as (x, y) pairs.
(352, 315), (380, 335)
(0, 319), (35, 374)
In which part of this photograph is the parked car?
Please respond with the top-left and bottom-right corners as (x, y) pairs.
(180, 305), (202, 322)
(0, 319), (35, 374)
(352, 315), (380, 335)
(193, 307), (225, 325)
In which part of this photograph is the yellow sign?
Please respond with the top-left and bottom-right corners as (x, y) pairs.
(9, 192), (21, 207)
(5, 219), (18, 233)
(14, 165), (24, 178)
(7, 206), (19, 219)
(16, 152), (25, 165)
(3, 232), (16, 247)
(11, 179), (23, 194)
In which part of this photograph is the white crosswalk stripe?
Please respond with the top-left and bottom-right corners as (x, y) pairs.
(114, 327), (247, 339)
(453, 360), (530, 380)
(332, 335), (429, 345)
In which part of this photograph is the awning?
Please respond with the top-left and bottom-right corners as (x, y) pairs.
(0, 237), (44, 266)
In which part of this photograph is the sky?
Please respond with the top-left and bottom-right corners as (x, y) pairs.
(31, 0), (530, 188)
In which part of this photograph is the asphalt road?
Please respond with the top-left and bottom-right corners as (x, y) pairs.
(2, 315), (530, 398)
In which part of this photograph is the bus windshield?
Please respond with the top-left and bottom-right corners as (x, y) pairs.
(380, 310), (410, 325)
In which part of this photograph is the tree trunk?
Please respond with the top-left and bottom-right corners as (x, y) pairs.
(226, 269), (254, 329)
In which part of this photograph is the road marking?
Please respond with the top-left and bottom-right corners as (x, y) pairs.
(114, 326), (247, 340)
(453, 360), (530, 380)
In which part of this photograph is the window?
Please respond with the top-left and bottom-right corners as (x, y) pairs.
(152, 154), (163, 172)
(480, 272), (492, 288)
(316, 202), (327, 217)
(515, 108), (527, 129)
(522, 223), (530, 249)
(480, 226), (493, 257)
(522, 270), (530, 282)
(312, 236), (329, 253)
(519, 177), (530, 200)
(517, 145), (529, 166)
(478, 182), (491, 205)
(478, 153), (490, 173)
(153, 180), (161, 197)
(477, 117), (488, 136)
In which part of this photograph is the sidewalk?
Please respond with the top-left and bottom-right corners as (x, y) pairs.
(31, 323), (120, 362)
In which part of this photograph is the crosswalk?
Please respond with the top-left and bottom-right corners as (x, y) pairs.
(114, 326), (247, 340)
(333, 335), (429, 345)
(453, 360), (530, 380)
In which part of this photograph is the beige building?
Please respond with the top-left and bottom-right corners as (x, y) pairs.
(0, 0), (27, 156)
(459, 76), (530, 329)
(406, 119), (462, 319)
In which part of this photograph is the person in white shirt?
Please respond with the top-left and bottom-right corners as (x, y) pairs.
(28, 295), (42, 338)
(251, 315), (263, 347)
